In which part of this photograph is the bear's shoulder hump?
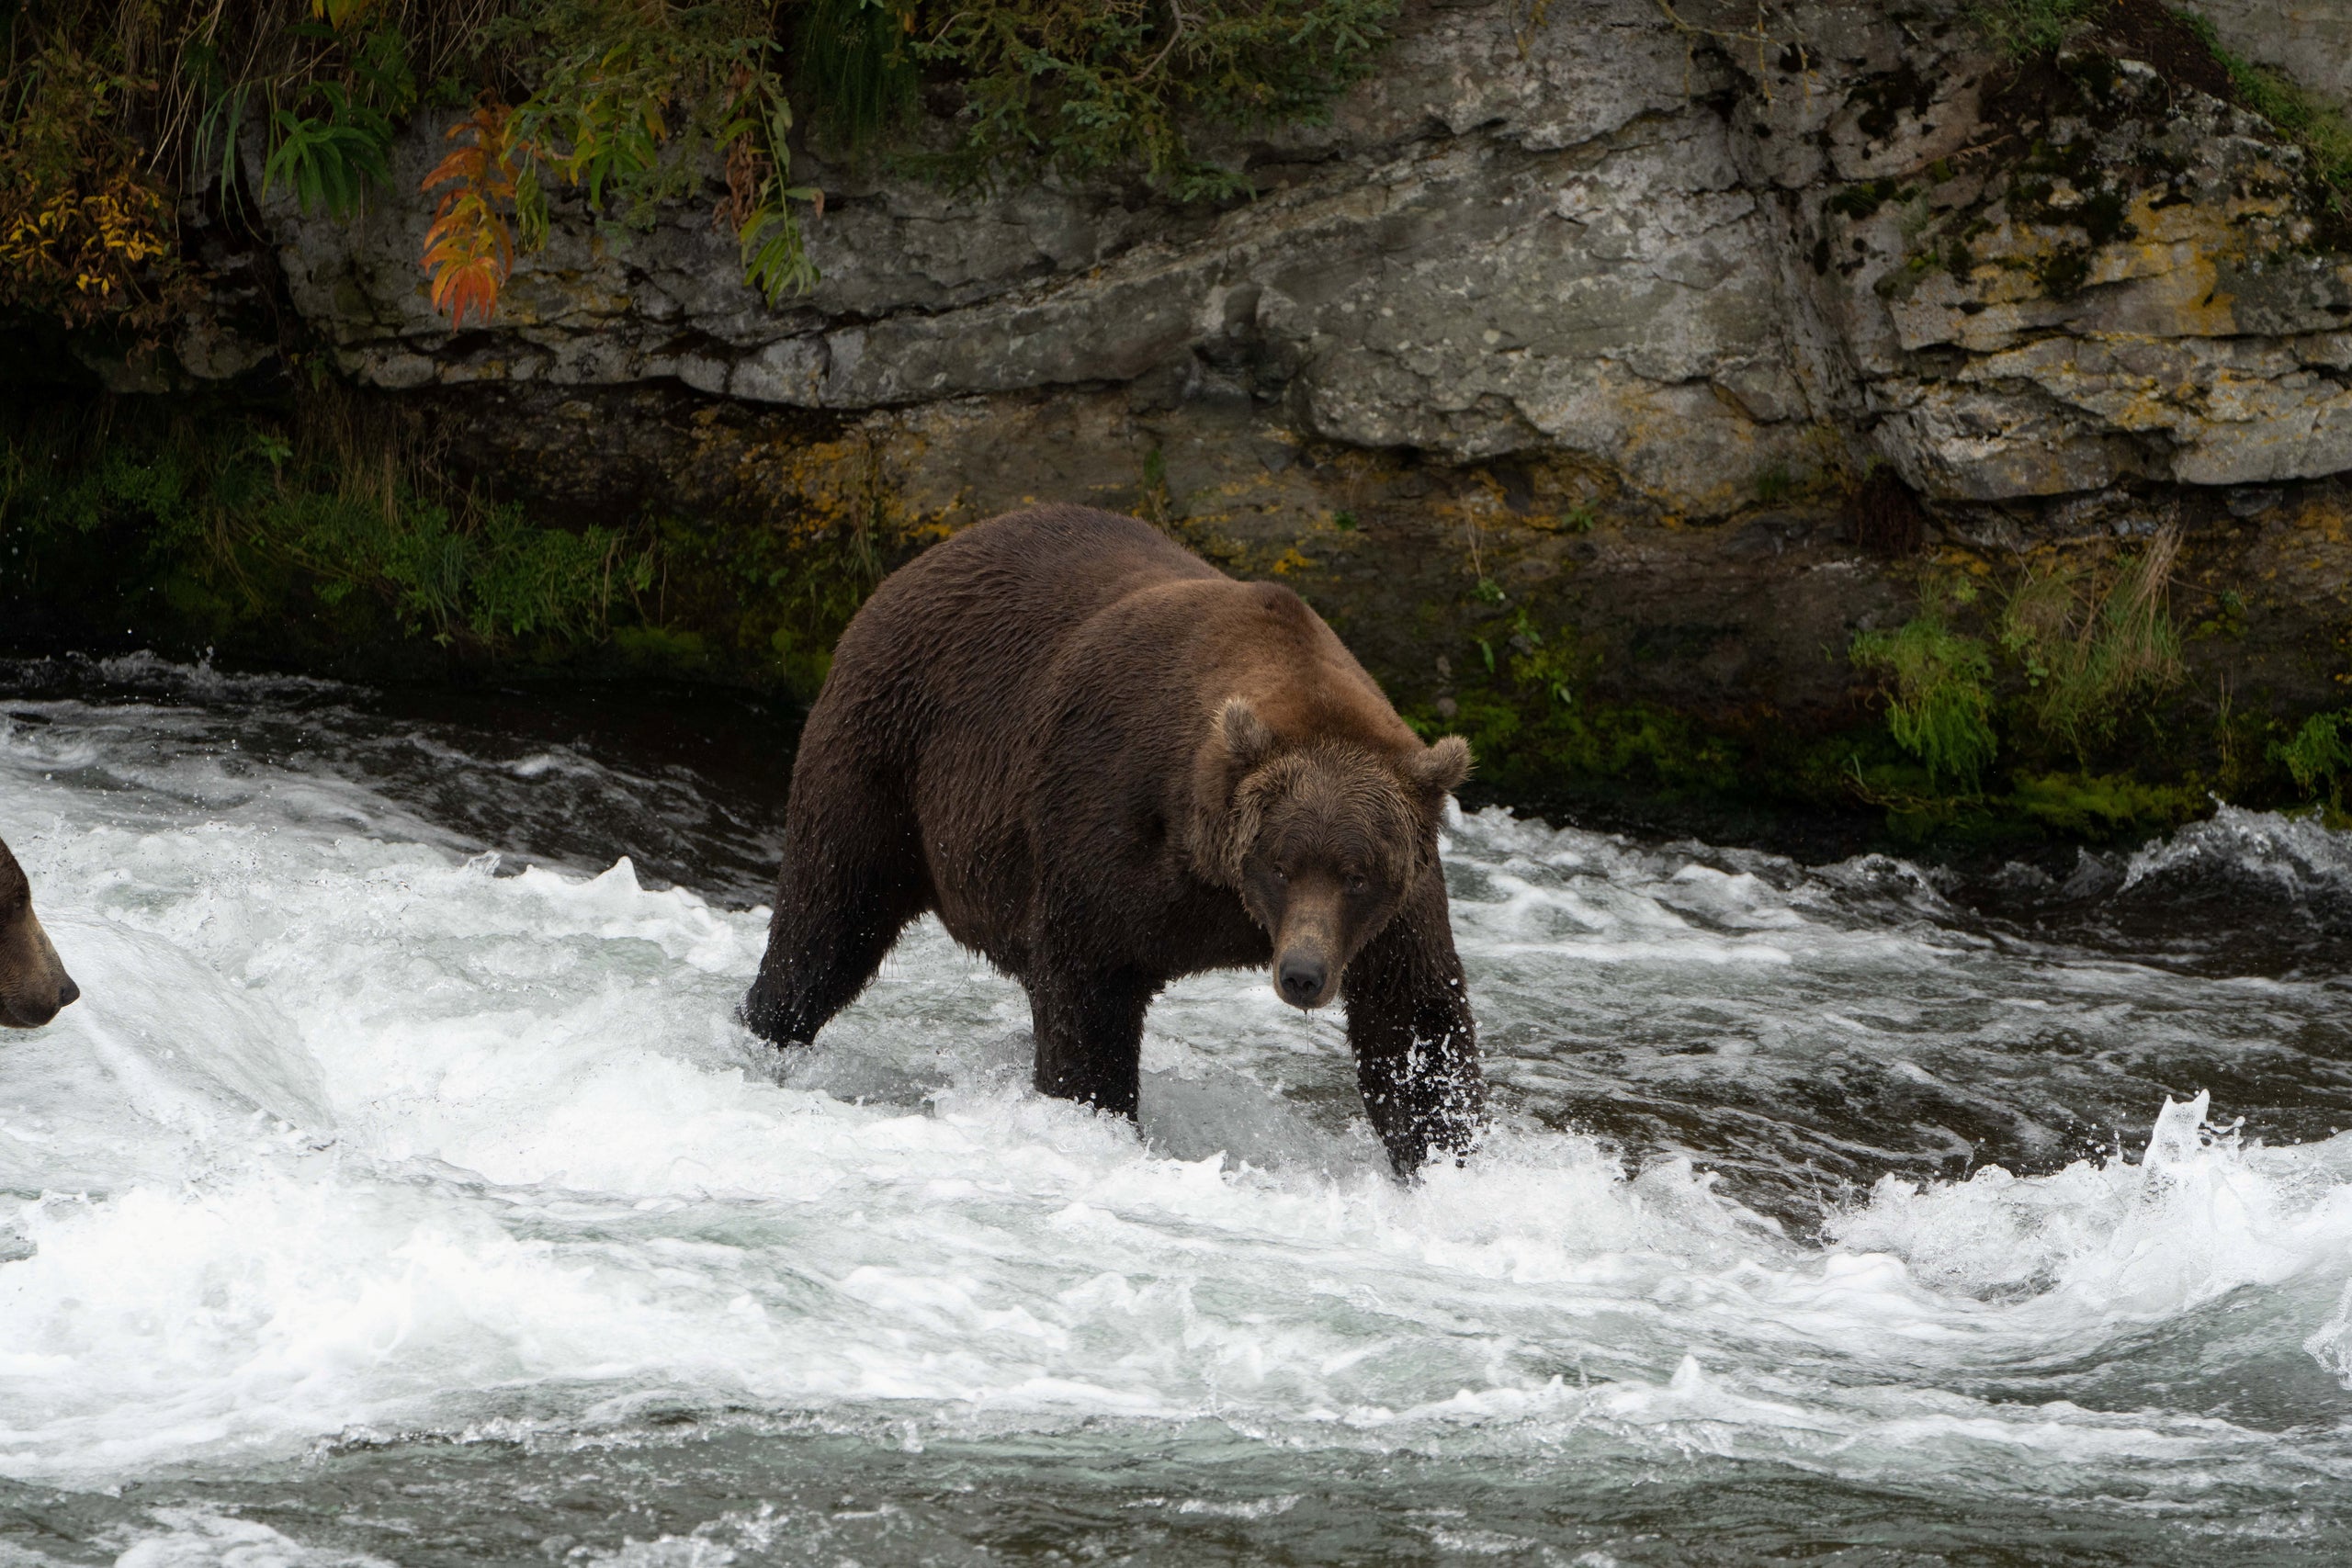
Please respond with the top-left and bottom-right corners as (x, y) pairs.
(1243, 580), (1309, 617)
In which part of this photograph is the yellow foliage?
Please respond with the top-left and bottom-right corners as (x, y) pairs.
(0, 44), (185, 329)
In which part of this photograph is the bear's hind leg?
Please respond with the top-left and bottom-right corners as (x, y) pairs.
(741, 783), (929, 1048)
(1026, 962), (1154, 1121)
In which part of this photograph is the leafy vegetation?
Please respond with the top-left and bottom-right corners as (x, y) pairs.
(1, 1), (820, 331)
(1832, 534), (2205, 834)
(795, 0), (920, 149)
(1363, 498), (2267, 849)
(1815, 532), (2245, 844)
(2, 0), (1402, 334)
(261, 21), (415, 220)
(0, 38), (186, 328)
(897, 0), (1399, 199)
(0, 394), (650, 649)
(1849, 583), (1999, 790)
(1416, 686), (1742, 808)
(2273, 708), (2352, 810)
(467, 0), (819, 317)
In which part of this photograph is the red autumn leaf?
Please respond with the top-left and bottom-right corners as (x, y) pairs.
(418, 107), (518, 329)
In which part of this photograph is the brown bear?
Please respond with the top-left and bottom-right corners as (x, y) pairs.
(0, 835), (80, 1030)
(743, 504), (1484, 1174)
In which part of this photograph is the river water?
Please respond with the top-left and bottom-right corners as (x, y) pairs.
(2, 656), (2350, 1566)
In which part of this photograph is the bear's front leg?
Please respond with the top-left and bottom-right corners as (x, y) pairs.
(1342, 862), (1486, 1176)
(1026, 956), (1156, 1122)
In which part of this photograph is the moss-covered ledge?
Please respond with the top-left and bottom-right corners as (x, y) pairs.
(7, 376), (2351, 861)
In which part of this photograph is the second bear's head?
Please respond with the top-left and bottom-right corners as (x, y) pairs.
(1192, 697), (1471, 1010)
(0, 837), (80, 1031)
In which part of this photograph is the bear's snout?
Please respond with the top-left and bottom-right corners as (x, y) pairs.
(0, 886), (80, 1030)
(0, 952), (79, 1028)
(1260, 872), (1350, 1010)
(1277, 951), (1330, 1009)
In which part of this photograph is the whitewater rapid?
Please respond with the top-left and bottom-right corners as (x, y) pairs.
(3, 660), (2351, 1562)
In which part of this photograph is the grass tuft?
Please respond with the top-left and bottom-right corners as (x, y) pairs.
(1998, 527), (2185, 762)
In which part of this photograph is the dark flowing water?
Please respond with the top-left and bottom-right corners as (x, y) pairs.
(3, 654), (2351, 1566)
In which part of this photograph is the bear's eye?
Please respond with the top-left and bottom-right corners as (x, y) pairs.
(1272, 864), (1289, 884)
(1345, 874), (1368, 896)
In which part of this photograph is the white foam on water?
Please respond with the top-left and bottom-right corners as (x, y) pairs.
(4, 694), (2352, 1509)
(2121, 802), (2352, 900)
(1831, 1093), (2352, 1320)
(112, 1509), (396, 1568)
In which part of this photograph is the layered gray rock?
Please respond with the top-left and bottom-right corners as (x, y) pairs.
(228, 0), (2352, 522)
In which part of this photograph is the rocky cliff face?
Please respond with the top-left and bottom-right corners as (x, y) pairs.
(133, 0), (2352, 831)
(219, 0), (2346, 498)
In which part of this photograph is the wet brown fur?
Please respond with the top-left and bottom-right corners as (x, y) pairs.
(743, 505), (1484, 1173)
(0, 837), (79, 1030)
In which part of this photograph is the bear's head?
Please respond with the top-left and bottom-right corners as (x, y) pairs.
(0, 837), (79, 1030)
(1193, 698), (1470, 1010)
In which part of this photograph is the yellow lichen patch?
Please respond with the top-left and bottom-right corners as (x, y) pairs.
(2294, 496), (2351, 543)
(2088, 248), (2234, 337)
(1888, 159), (2323, 355)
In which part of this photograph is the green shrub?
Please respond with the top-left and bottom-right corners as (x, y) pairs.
(0, 40), (188, 329)
(794, 0), (921, 149)
(2273, 709), (2352, 807)
(0, 398), (650, 651)
(259, 21), (415, 220)
(1850, 608), (1998, 789)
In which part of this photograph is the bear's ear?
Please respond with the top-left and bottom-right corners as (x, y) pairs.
(1408, 734), (1472, 800)
(1218, 698), (1276, 773)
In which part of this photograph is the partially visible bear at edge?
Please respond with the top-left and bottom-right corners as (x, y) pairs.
(743, 505), (1485, 1174)
(0, 837), (80, 1030)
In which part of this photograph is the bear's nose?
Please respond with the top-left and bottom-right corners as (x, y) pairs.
(55, 975), (79, 1010)
(1277, 954), (1328, 1008)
